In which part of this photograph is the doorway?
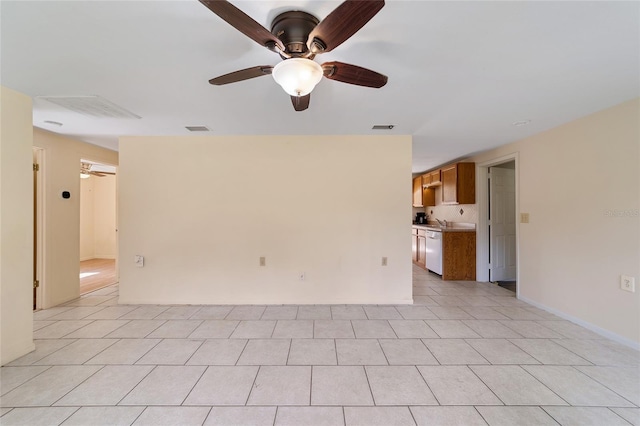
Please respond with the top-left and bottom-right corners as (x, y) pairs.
(79, 159), (117, 294)
(476, 154), (520, 296)
(489, 161), (517, 291)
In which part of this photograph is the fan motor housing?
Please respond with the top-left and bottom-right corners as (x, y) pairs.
(270, 11), (319, 59)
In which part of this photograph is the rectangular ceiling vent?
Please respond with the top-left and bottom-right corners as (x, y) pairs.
(372, 124), (395, 130)
(185, 126), (211, 132)
(38, 95), (141, 119)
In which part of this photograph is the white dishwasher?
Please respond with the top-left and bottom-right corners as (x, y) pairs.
(426, 230), (443, 275)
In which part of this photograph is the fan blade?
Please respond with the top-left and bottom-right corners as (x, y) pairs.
(322, 61), (387, 88)
(209, 66), (273, 85)
(199, 1), (284, 51)
(291, 94), (310, 111)
(89, 171), (106, 177)
(307, 0), (384, 53)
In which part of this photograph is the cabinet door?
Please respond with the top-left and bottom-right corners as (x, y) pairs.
(417, 235), (427, 267)
(412, 176), (423, 207)
(430, 170), (441, 185)
(422, 173), (431, 187)
(412, 233), (418, 262)
(441, 165), (458, 204)
(423, 187), (436, 206)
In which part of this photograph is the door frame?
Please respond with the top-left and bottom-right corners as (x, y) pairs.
(476, 153), (520, 296)
(33, 147), (45, 310)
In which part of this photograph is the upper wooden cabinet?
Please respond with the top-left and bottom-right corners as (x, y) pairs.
(429, 170), (441, 186)
(412, 176), (424, 207)
(421, 169), (442, 187)
(441, 162), (475, 204)
(415, 176), (436, 207)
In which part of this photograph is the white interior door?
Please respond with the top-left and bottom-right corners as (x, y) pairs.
(489, 167), (516, 281)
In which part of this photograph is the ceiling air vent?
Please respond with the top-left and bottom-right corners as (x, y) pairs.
(372, 125), (395, 130)
(37, 95), (141, 119)
(185, 126), (211, 132)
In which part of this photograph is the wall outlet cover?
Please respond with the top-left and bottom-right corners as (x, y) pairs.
(621, 275), (635, 292)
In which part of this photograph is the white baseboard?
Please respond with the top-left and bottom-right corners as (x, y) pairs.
(117, 297), (414, 306)
(94, 255), (116, 260)
(519, 295), (640, 351)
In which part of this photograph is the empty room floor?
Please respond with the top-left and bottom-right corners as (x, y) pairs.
(80, 259), (117, 295)
(1, 266), (638, 425)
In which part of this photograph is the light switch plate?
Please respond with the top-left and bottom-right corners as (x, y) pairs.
(520, 213), (530, 223)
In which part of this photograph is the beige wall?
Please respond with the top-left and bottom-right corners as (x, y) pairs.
(469, 98), (640, 346)
(33, 129), (118, 308)
(119, 135), (413, 305)
(0, 87), (35, 365)
(80, 175), (116, 260)
(93, 175), (117, 258)
(80, 178), (95, 260)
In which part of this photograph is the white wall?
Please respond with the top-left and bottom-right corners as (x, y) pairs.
(119, 135), (413, 305)
(80, 175), (116, 260)
(33, 129), (118, 308)
(0, 86), (35, 365)
(470, 98), (640, 346)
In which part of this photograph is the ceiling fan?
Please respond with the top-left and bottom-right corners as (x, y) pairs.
(80, 162), (115, 178)
(200, 0), (388, 111)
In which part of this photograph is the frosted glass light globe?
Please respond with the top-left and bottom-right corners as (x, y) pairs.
(272, 58), (323, 97)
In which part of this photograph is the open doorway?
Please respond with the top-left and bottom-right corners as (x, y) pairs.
(79, 159), (117, 294)
(477, 154), (520, 296)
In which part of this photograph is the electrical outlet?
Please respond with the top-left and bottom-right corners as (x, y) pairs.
(381, 257), (388, 266)
(621, 275), (635, 293)
(134, 255), (144, 267)
(299, 272), (305, 281)
(259, 257), (266, 266)
(520, 213), (530, 223)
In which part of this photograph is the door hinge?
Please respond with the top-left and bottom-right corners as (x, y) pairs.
(33, 163), (39, 172)
(33, 280), (40, 288)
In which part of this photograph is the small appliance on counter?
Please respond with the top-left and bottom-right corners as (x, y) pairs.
(415, 212), (427, 224)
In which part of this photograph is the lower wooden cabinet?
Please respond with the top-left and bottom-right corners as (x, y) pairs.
(442, 232), (476, 280)
(413, 226), (476, 281)
(412, 228), (427, 268)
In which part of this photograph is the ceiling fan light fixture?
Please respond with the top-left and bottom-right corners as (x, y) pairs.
(80, 173), (91, 179)
(272, 58), (323, 97)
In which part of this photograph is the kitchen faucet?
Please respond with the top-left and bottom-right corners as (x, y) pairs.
(436, 218), (447, 227)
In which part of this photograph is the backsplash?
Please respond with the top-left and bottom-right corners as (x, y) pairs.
(424, 203), (478, 225)
(414, 186), (479, 224)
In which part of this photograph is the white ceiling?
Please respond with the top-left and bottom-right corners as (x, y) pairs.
(2, 1), (638, 172)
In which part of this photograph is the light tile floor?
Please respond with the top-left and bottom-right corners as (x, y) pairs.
(1, 266), (639, 425)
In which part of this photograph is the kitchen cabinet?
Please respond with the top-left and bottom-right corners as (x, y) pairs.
(411, 227), (427, 268)
(441, 162), (475, 205)
(412, 226), (476, 280)
(414, 176), (435, 207)
(422, 187), (436, 206)
(423, 170), (441, 187)
(412, 176), (423, 207)
(442, 231), (476, 280)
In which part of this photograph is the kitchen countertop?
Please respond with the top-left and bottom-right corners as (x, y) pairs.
(412, 223), (476, 233)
